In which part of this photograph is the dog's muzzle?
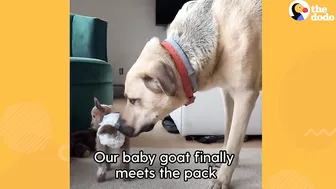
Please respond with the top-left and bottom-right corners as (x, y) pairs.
(141, 124), (155, 133)
(115, 118), (155, 137)
(115, 118), (135, 137)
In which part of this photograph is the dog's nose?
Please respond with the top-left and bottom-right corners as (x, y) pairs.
(141, 124), (155, 133)
(119, 126), (135, 137)
(115, 118), (135, 137)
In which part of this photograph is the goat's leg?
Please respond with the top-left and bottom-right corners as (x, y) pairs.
(95, 137), (108, 182)
(120, 138), (130, 181)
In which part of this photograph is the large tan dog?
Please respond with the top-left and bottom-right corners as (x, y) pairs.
(115, 0), (261, 188)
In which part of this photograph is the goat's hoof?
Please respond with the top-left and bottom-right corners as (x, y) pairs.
(123, 177), (131, 182)
(97, 174), (106, 183)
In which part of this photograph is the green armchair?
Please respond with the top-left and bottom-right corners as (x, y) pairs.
(70, 13), (113, 133)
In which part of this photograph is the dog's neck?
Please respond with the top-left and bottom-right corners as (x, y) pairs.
(166, 0), (219, 91)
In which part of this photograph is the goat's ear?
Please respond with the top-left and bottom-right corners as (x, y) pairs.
(141, 62), (176, 96)
(94, 97), (104, 113)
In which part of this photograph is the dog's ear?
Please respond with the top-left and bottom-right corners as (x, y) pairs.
(142, 62), (176, 96)
(94, 97), (104, 113)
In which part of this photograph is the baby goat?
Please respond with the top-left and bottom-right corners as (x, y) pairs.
(91, 97), (130, 183)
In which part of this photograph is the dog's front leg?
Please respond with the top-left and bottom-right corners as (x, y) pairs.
(209, 90), (234, 168)
(208, 91), (259, 189)
(222, 90), (234, 148)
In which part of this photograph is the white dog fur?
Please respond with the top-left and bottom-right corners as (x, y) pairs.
(117, 0), (262, 188)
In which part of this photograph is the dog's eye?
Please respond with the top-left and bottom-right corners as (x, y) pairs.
(92, 115), (95, 118)
(129, 98), (137, 105)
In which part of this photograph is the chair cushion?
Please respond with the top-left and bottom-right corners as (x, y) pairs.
(70, 57), (112, 85)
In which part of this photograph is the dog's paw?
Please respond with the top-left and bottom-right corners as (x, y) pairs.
(207, 169), (232, 189)
(207, 180), (229, 189)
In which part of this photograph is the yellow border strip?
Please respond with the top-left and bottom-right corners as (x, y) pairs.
(0, 0), (69, 188)
(263, 0), (336, 188)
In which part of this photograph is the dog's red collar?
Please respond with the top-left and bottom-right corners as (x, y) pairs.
(161, 39), (196, 106)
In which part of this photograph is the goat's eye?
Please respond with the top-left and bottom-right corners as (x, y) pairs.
(129, 98), (137, 105)
(92, 115), (95, 118)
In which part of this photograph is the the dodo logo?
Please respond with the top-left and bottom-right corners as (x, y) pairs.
(289, 0), (335, 22)
(289, 0), (310, 21)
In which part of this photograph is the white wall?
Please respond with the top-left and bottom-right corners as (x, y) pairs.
(70, 0), (167, 85)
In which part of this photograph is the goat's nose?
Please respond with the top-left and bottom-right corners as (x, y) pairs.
(114, 118), (124, 129)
